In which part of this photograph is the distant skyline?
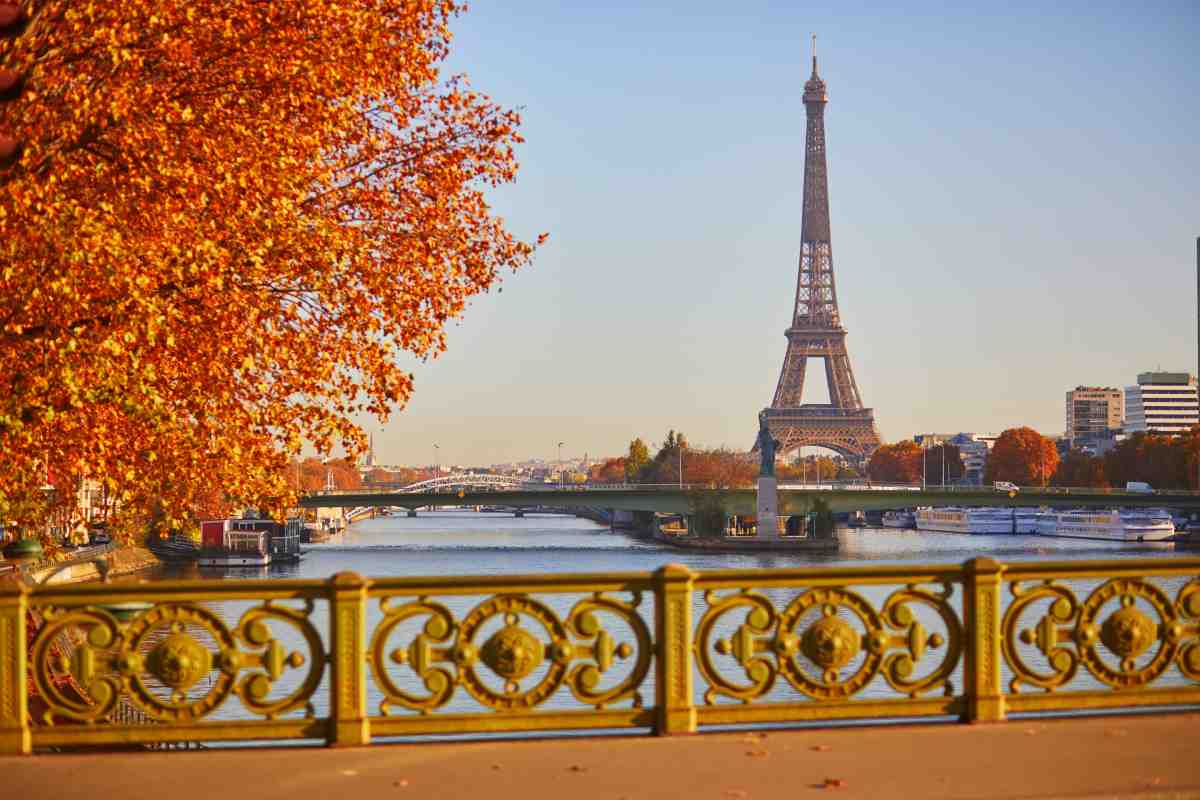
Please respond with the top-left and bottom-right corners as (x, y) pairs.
(359, 1), (1199, 467)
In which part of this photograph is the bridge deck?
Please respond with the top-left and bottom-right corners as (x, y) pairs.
(7, 712), (1197, 799)
(301, 487), (1200, 514)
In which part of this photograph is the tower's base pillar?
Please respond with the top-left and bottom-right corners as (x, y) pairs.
(756, 477), (779, 539)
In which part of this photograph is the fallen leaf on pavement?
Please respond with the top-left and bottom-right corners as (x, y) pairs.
(568, 764), (588, 773)
(745, 749), (769, 758)
(811, 744), (832, 752)
(822, 778), (847, 789)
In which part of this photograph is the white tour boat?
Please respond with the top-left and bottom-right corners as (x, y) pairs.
(1013, 507), (1041, 534)
(915, 507), (1015, 534)
(882, 510), (915, 529)
(1034, 509), (1174, 542)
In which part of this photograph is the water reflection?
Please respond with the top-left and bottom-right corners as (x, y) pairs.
(156, 510), (1184, 582)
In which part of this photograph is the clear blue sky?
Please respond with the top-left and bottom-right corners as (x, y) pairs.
(367, 0), (1200, 467)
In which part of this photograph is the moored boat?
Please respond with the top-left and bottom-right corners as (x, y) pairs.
(197, 517), (302, 566)
(146, 531), (200, 562)
(1013, 507), (1041, 534)
(915, 507), (1015, 534)
(882, 510), (915, 529)
(1034, 509), (1174, 542)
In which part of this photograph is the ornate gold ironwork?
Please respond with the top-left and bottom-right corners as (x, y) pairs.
(146, 633), (211, 691)
(369, 591), (651, 716)
(0, 559), (1196, 755)
(29, 599), (323, 725)
(697, 582), (962, 704)
(1003, 577), (1200, 693)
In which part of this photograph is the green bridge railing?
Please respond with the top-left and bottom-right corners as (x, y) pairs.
(2, 556), (1198, 753)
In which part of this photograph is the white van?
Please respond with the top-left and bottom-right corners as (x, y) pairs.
(1125, 481), (1154, 493)
(993, 481), (1018, 492)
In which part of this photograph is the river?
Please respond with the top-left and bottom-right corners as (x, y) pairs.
(159, 509), (1183, 581)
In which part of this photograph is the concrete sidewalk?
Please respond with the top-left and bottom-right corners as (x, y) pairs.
(5, 713), (1200, 799)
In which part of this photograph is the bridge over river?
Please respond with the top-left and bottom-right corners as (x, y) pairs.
(299, 485), (1200, 515)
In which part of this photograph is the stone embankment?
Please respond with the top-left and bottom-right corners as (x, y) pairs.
(0, 544), (160, 588)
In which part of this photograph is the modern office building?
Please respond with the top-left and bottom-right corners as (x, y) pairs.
(1065, 387), (1123, 446)
(1123, 372), (1199, 435)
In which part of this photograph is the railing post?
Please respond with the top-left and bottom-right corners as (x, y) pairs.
(329, 571), (370, 746)
(654, 563), (696, 735)
(963, 557), (1005, 723)
(0, 582), (30, 755)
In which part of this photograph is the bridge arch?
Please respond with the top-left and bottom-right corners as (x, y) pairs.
(396, 473), (537, 493)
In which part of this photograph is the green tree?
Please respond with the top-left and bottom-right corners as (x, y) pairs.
(925, 444), (965, 484)
(625, 438), (650, 483)
(641, 430), (689, 484)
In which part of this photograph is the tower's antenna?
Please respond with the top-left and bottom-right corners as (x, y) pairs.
(811, 33), (817, 73)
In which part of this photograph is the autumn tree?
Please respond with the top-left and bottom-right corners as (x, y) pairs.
(0, 3), (541, 542)
(363, 466), (429, 488)
(588, 457), (627, 484)
(776, 454), (857, 483)
(1103, 431), (1197, 490)
(365, 468), (395, 486)
(1179, 426), (1200, 491)
(683, 448), (756, 489)
(866, 442), (923, 484)
(625, 438), (650, 483)
(985, 428), (1059, 487)
(1052, 450), (1109, 489)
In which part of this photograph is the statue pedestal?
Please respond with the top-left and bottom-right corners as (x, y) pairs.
(756, 476), (779, 539)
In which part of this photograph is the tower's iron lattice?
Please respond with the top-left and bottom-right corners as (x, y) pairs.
(759, 50), (881, 464)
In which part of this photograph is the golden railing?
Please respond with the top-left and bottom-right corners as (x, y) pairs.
(1, 557), (1198, 754)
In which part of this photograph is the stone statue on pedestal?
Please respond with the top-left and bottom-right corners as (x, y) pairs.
(755, 412), (780, 478)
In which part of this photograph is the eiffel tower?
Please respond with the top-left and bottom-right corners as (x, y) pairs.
(759, 43), (881, 465)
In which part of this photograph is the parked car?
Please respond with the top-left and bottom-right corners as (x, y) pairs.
(993, 481), (1019, 493)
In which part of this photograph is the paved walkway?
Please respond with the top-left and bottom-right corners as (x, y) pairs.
(5, 713), (1200, 799)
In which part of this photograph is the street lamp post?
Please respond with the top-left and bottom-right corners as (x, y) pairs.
(678, 444), (683, 490)
(434, 444), (439, 478)
(922, 439), (927, 490)
(558, 442), (564, 489)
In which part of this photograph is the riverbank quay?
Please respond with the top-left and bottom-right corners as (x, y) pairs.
(5, 712), (1199, 799)
(0, 544), (158, 587)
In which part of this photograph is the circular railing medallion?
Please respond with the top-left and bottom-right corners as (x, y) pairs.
(456, 595), (569, 710)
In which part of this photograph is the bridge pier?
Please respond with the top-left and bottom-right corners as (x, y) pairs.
(513, 509), (524, 518)
(406, 509), (418, 518)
